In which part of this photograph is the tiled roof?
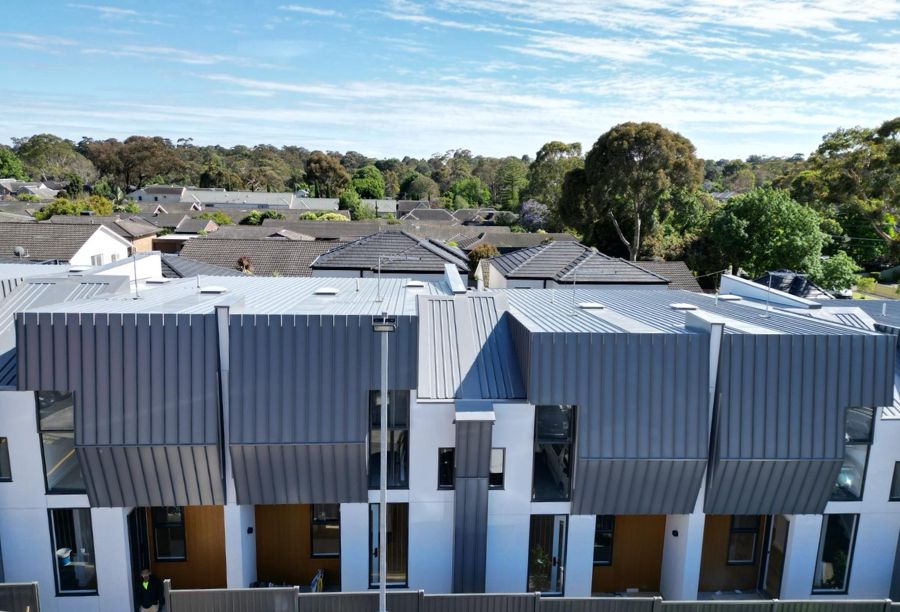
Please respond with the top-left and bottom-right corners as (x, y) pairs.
(46, 215), (159, 239)
(179, 237), (344, 277)
(312, 231), (469, 273)
(160, 254), (246, 279)
(462, 232), (578, 251)
(0, 222), (108, 261)
(140, 213), (189, 228)
(206, 226), (314, 240)
(142, 185), (187, 196)
(175, 218), (218, 234)
(637, 261), (703, 292)
(401, 208), (458, 223)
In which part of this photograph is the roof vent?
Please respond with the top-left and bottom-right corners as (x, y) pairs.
(68, 266), (91, 274)
(670, 302), (698, 311)
(146, 278), (171, 285)
(199, 285), (228, 294)
(314, 286), (339, 296)
(718, 294), (741, 302)
(578, 302), (605, 310)
(13, 246), (27, 258)
(406, 280), (426, 288)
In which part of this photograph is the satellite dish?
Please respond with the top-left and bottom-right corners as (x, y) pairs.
(13, 246), (27, 258)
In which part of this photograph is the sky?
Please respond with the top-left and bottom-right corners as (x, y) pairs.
(1, 1), (898, 161)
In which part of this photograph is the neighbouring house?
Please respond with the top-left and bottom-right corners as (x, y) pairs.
(178, 236), (343, 276)
(310, 230), (469, 281)
(634, 260), (703, 292)
(127, 185), (188, 204)
(400, 208), (458, 223)
(754, 269), (834, 300)
(0, 272), (896, 610)
(0, 221), (132, 265)
(45, 215), (160, 252)
(457, 231), (578, 254)
(483, 240), (669, 289)
(0, 179), (60, 200)
(159, 253), (246, 279)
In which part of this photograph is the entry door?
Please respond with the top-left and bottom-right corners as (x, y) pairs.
(369, 503), (409, 588)
(527, 515), (568, 595)
(763, 515), (789, 597)
(127, 509), (150, 580)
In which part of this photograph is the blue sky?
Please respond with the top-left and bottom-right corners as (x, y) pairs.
(1, 1), (898, 160)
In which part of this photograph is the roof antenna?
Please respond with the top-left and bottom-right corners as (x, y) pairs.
(131, 249), (140, 299)
(570, 269), (577, 316)
(760, 274), (772, 318)
(882, 302), (887, 317)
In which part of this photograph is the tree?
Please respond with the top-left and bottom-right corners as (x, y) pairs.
(63, 172), (84, 199)
(350, 165), (385, 199)
(812, 250), (860, 292)
(468, 243), (499, 281)
(118, 136), (181, 188)
(494, 157), (528, 210)
(198, 211), (233, 226)
(240, 210), (286, 225)
(32, 195), (113, 220)
(523, 141), (583, 228)
(13, 134), (97, 182)
(560, 123), (703, 260)
(305, 151), (350, 197)
(200, 154), (243, 190)
(492, 211), (518, 226)
(339, 190), (376, 220)
(445, 177), (490, 209)
(0, 146), (26, 179)
(704, 188), (827, 278)
(399, 172), (438, 200)
(520, 199), (549, 230)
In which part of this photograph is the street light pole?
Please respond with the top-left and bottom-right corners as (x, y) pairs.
(372, 313), (396, 612)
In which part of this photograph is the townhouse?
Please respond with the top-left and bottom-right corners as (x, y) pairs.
(0, 268), (898, 612)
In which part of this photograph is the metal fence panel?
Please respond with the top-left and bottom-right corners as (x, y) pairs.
(539, 596), (658, 612)
(661, 602), (773, 612)
(168, 587), (298, 612)
(422, 593), (538, 612)
(775, 601), (891, 612)
(296, 591), (421, 612)
(0, 583), (40, 612)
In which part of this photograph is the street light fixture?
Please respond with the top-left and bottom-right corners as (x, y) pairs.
(372, 312), (396, 612)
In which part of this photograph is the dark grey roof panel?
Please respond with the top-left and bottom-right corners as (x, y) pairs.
(228, 314), (417, 445)
(160, 254), (245, 279)
(312, 231), (468, 273)
(452, 476), (489, 593)
(466, 296), (526, 400)
(456, 420), (492, 479)
(573, 459), (706, 515)
(78, 444), (225, 506)
(230, 443), (367, 504)
(636, 261), (703, 292)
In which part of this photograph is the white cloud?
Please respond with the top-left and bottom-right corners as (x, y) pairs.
(67, 3), (140, 17)
(277, 4), (341, 17)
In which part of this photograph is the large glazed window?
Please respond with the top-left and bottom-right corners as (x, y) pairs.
(0, 437), (11, 481)
(151, 507), (186, 561)
(368, 391), (410, 490)
(368, 503), (408, 588)
(890, 462), (900, 502)
(310, 504), (341, 558)
(832, 407), (874, 501)
(49, 508), (97, 594)
(812, 514), (858, 593)
(727, 516), (760, 565)
(37, 391), (85, 494)
(593, 515), (614, 566)
(532, 405), (575, 502)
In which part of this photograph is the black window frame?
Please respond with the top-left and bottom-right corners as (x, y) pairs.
(36, 391), (86, 495)
(437, 447), (455, 490)
(368, 502), (409, 589)
(151, 506), (187, 562)
(593, 515), (615, 566)
(532, 405), (576, 502)
(831, 407), (875, 502)
(727, 516), (759, 565)
(0, 436), (11, 482)
(48, 508), (98, 596)
(368, 390), (411, 490)
(812, 513), (859, 594)
(890, 462), (900, 502)
(310, 503), (341, 558)
(489, 447), (505, 490)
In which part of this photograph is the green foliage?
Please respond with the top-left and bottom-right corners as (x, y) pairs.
(16, 193), (39, 202)
(350, 165), (385, 199)
(13, 134), (97, 182)
(523, 141), (583, 228)
(305, 151), (350, 197)
(399, 172), (439, 200)
(113, 202), (141, 213)
(339, 189), (376, 220)
(703, 188), (826, 278)
(468, 243), (500, 280)
(0, 146), (26, 179)
(200, 154), (243, 190)
(198, 211), (233, 226)
(561, 122), (703, 260)
(812, 250), (861, 292)
(492, 211), (518, 226)
(33, 195), (113, 220)
(63, 172), (83, 199)
(445, 176), (490, 209)
(493, 157), (528, 210)
(298, 211), (349, 221)
(240, 210), (286, 225)
(856, 276), (876, 292)
(90, 176), (115, 200)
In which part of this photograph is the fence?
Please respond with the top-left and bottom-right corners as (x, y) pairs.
(156, 582), (899, 612)
(0, 583), (40, 612)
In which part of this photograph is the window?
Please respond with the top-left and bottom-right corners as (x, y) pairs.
(891, 462), (900, 501)
(49, 508), (97, 594)
(489, 448), (505, 489)
(90, 254), (102, 266)
(310, 504), (340, 557)
(812, 514), (858, 593)
(0, 437), (10, 481)
(437, 448), (454, 489)
(832, 407), (874, 501)
(593, 516), (614, 565)
(532, 405), (575, 502)
(727, 516), (759, 564)
(369, 503), (408, 588)
(110, 253), (119, 262)
(151, 507), (186, 561)
(37, 391), (85, 493)
(368, 390), (410, 490)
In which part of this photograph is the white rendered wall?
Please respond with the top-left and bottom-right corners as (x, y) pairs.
(565, 515), (595, 597)
(339, 503), (370, 591)
(70, 228), (131, 266)
(779, 514), (822, 600)
(224, 505), (256, 588)
(486, 403), (534, 593)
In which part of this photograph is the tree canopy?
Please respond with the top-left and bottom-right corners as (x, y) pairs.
(0, 147), (26, 180)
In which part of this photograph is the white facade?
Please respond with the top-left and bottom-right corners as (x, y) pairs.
(69, 226), (132, 267)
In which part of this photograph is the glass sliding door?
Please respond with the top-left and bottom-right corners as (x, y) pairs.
(527, 514), (567, 595)
(368, 503), (408, 588)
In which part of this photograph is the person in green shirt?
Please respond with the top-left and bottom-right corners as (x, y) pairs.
(135, 568), (164, 611)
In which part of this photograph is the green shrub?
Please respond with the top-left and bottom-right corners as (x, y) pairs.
(856, 276), (876, 292)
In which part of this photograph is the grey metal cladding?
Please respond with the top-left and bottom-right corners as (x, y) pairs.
(229, 443), (367, 504)
(661, 603), (771, 612)
(417, 295), (524, 401)
(229, 313), (417, 444)
(706, 333), (896, 515)
(296, 591), (421, 612)
(422, 594), (537, 612)
(16, 311), (224, 507)
(452, 477), (489, 593)
(0, 583), (41, 612)
(540, 598), (657, 612)
(573, 459), (706, 515)
(168, 587), (298, 612)
(455, 420), (492, 478)
(79, 445), (224, 507)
